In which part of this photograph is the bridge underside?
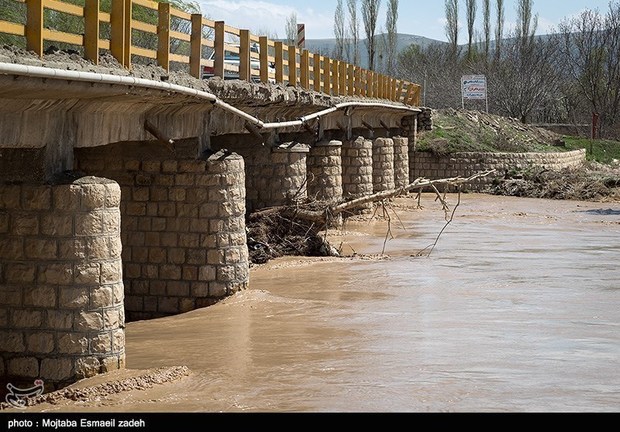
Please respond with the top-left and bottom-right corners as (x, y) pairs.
(0, 71), (424, 393)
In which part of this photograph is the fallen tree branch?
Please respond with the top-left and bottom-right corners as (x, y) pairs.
(279, 170), (496, 224)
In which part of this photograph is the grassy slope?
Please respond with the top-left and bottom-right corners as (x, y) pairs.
(418, 109), (620, 163)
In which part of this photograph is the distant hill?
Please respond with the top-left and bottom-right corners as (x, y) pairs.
(299, 33), (446, 69)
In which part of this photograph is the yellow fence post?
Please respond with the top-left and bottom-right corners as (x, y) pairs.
(157, 2), (171, 72)
(339, 61), (346, 96)
(300, 49), (309, 89)
(259, 36), (268, 83)
(84, 0), (100, 65)
(26, 0), (44, 57)
(123, 0), (132, 68)
(313, 53), (321, 92)
(288, 45), (297, 86)
(274, 41), (283, 84)
(331, 59), (339, 95)
(190, 14), (202, 79)
(323, 58), (331, 95)
(347, 64), (354, 96)
(239, 29), (250, 82)
(396, 81), (404, 103)
(214, 21), (225, 79)
(366, 70), (374, 98)
(110, 0), (125, 66)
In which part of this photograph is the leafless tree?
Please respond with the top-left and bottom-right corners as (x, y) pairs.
(445, 0), (459, 59)
(334, 0), (346, 60)
(491, 29), (560, 124)
(385, 0), (399, 75)
(495, 0), (505, 62)
(482, 0), (491, 59)
(557, 3), (620, 137)
(515, 0), (538, 55)
(362, 0), (382, 70)
(348, 0), (361, 64)
(466, 0), (477, 59)
(285, 12), (298, 45)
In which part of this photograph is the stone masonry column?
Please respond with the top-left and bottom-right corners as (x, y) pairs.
(268, 143), (310, 208)
(200, 151), (249, 307)
(75, 144), (249, 321)
(0, 177), (124, 392)
(342, 137), (374, 200)
(307, 140), (343, 203)
(393, 136), (410, 188)
(373, 137), (395, 193)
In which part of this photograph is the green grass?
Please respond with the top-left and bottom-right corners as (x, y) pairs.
(563, 137), (620, 164)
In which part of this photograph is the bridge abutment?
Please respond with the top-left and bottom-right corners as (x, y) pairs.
(393, 137), (411, 188)
(0, 177), (125, 392)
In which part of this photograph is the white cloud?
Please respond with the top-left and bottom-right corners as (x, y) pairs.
(199, 0), (334, 39)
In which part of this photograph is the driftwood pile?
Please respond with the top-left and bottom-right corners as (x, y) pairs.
(246, 171), (496, 265)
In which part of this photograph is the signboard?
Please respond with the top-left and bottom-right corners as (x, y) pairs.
(462, 75), (487, 100)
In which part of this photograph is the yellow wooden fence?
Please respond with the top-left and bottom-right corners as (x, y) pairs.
(0, 0), (421, 106)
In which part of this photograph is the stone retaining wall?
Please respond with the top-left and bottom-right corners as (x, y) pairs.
(0, 178), (125, 391)
(411, 149), (587, 190)
(75, 143), (249, 321)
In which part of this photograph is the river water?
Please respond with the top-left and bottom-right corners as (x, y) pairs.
(18, 194), (620, 413)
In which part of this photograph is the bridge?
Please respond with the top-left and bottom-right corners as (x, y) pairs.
(0, 0), (429, 395)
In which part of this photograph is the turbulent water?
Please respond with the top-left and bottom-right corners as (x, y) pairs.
(16, 194), (620, 413)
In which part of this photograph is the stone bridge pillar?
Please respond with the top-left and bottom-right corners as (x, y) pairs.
(393, 136), (410, 188)
(342, 137), (374, 200)
(1, 178), (125, 392)
(307, 140), (343, 203)
(210, 138), (309, 213)
(372, 138), (395, 193)
(75, 142), (249, 322)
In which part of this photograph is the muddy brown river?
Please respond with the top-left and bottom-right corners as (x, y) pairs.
(11, 194), (620, 413)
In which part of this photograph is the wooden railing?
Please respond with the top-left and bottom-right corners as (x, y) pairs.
(0, 0), (421, 106)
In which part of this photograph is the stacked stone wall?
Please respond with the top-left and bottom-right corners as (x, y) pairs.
(0, 178), (124, 391)
(411, 149), (587, 190)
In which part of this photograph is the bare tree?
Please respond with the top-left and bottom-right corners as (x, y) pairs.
(385, 0), (399, 75)
(445, 0), (459, 59)
(515, 0), (538, 55)
(557, 4), (620, 137)
(362, 0), (382, 70)
(466, 0), (477, 59)
(334, 0), (346, 60)
(492, 29), (560, 123)
(348, 0), (361, 64)
(495, 0), (505, 61)
(285, 12), (298, 45)
(482, 0), (491, 59)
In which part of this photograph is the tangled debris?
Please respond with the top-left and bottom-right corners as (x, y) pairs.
(488, 161), (620, 201)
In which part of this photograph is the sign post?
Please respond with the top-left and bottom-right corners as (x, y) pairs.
(297, 24), (305, 49)
(461, 75), (488, 113)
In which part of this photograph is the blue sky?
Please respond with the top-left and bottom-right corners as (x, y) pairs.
(198, 0), (616, 41)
